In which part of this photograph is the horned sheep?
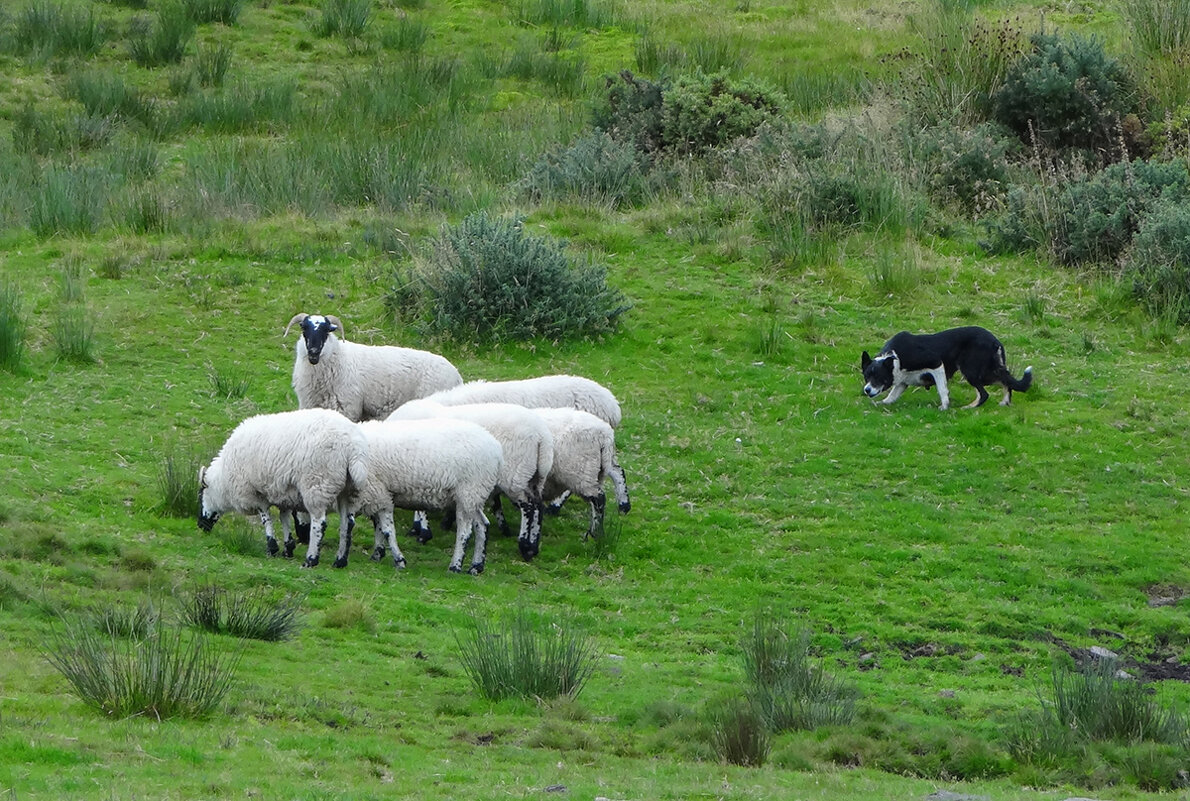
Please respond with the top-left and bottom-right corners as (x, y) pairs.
(350, 419), (504, 575)
(284, 313), (463, 423)
(197, 408), (368, 568)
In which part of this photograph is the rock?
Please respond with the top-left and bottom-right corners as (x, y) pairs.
(1089, 646), (1118, 660)
(544, 785), (567, 793)
(925, 792), (989, 801)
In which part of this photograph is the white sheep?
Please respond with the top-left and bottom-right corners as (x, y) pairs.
(387, 399), (554, 561)
(350, 419), (503, 575)
(423, 374), (622, 429)
(198, 408), (368, 568)
(533, 407), (631, 539)
(284, 313), (463, 423)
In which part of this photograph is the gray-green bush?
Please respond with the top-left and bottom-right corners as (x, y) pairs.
(392, 211), (629, 342)
(1124, 199), (1190, 322)
(518, 131), (663, 207)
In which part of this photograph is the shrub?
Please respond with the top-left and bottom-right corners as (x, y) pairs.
(44, 613), (240, 719)
(128, 4), (195, 67)
(914, 123), (1017, 212)
(661, 70), (784, 156)
(592, 70), (668, 155)
(455, 609), (597, 701)
(156, 446), (202, 518)
(742, 616), (857, 732)
(518, 131), (662, 208)
(1125, 200), (1190, 322)
(709, 698), (769, 767)
(991, 32), (1139, 156)
(396, 212), (629, 342)
(0, 282), (27, 373)
(180, 584), (304, 641)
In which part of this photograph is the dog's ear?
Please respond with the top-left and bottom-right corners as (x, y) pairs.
(861, 351), (871, 370)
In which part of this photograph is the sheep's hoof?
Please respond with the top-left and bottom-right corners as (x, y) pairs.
(619, 501), (631, 514)
(411, 526), (432, 544)
(518, 539), (539, 561)
(284, 541), (296, 558)
(448, 563), (463, 574)
(332, 555), (348, 569)
(370, 546), (386, 562)
(468, 561), (485, 576)
(302, 555), (319, 568)
(267, 540), (279, 557)
(544, 503), (563, 516)
(498, 524), (512, 539)
(393, 557), (407, 570)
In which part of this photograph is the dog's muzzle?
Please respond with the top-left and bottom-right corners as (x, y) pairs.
(863, 384), (883, 397)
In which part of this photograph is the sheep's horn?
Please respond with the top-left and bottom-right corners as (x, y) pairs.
(198, 465), (207, 489)
(326, 315), (344, 337)
(283, 313), (309, 337)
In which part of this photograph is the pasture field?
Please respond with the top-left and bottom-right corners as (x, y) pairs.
(1, 0), (1190, 798)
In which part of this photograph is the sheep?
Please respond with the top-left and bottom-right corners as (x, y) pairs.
(533, 407), (631, 539)
(387, 399), (554, 560)
(422, 374), (622, 429)
(284, 313), (463, 423)
(349, 418), (504, 574)
(198, 408), (368, 569)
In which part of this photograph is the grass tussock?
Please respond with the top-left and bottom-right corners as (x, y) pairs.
(0, 282), (27, 373)
(44, 613), (241, 719)
(53, 305), (96, 364)
(181, 0), (243, 25)
(156, 446), (203, 518)
(710, 697), (770, 766)
(11, 0), (107, 59)
(455, 609), (597, 701)
(180, 583), (304, 641)
(128, 4), (196, 67)
(742, 616), (858, 732)
(94, 599), (160, 638)
(314, 0), (372, 38)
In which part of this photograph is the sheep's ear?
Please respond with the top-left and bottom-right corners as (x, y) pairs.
(326, 315), (344, 336)
(283, 313), (309, 337)
(861, 351), (872, 370)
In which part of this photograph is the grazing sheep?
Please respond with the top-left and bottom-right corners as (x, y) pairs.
(198, 408), (368, 568)
(387, 400), (554, 560)
(284, 313), (463, 423)
(423, 374), (622, 429)
(534, 407), (631, 538)
(351, 419), (503, 575)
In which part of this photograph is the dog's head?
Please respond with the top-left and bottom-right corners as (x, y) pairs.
(861, 350), (895, 398)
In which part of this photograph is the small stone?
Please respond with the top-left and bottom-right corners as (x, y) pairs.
(938, 689), (956, 698)
(925, 792), (989, 801)
(1089, 646), (1118, 660)
(544, 785), (567, 793)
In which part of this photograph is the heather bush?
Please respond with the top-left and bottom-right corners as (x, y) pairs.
(660, 70), (784, 157)
(518, 130), (664, 208)
(592, 70), (667, 155)
(913, 123), (1018, 212)
(991, 32), (1139, 157)
(1124, 201), (1190, 322)
(393, 212), (629, 342)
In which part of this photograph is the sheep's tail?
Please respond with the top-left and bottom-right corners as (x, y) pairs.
(346, 438), (369, 494)
(602, 440), (631, 514)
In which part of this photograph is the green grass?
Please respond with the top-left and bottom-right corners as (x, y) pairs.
(0, 0), (1189, 797)
(0, 281), (27, 373)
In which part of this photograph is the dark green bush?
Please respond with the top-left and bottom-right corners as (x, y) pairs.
(915, 123), (1018, 211)
(394, 212), (629, 343)
(518, 131), (664, 208)
(1125, 200), (1190, 322)
(991, 32), (1139, 157)
(592, 69), (667, 155)
(661, 70), (784, 157)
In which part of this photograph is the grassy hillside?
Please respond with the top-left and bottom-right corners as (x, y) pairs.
(2, 0), (1190, 798)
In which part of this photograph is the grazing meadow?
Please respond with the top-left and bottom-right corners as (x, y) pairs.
(1, 0), (1190, 798)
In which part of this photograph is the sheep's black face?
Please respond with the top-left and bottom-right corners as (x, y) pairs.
(197, 510), (220, 532)
(300, 315), (338, 365)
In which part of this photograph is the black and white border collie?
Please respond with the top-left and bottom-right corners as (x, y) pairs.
(861, 326), (1033, 410)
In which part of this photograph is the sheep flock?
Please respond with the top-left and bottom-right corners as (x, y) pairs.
(198, 312), (631, 574)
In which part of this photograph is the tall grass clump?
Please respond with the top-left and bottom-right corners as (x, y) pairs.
(195, 42), (233, 86)
(181, 0), (243, 25)
(379, 17), (428, 52)
(392, 212), (629, 342)
(1120, 0), (1190, 56)
(209, 364), (250, 398)
(518, 131), (662, 208)
(12, 1), (106, 59)
(53, 305), (96, 363)
(314, 0), (372, 38)
(64, 70), (156, 126)
(0, 282), (27, 374)
(511, 0), (617, 29)
(455, 609), (597, 701)
(742, 616), (857, 732)
(176, 79), (298, 133)
(128, 4), (195, 67)
(156, 446), (202, 518)
(44, 614), (241, 719)
(94, 599), (160, 639)
(179, 584), (304, 641)
(709, 697), (770, 767)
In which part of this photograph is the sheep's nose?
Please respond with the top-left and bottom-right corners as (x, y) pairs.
(307, 353), (321, 365)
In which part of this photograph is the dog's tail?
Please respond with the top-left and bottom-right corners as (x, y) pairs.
(1008, 366), (1033, 393)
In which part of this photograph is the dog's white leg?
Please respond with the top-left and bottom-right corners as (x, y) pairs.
(999, 385), (1012, 406)
(933, 369), (950, 410)
(882, 384), (906, 404)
